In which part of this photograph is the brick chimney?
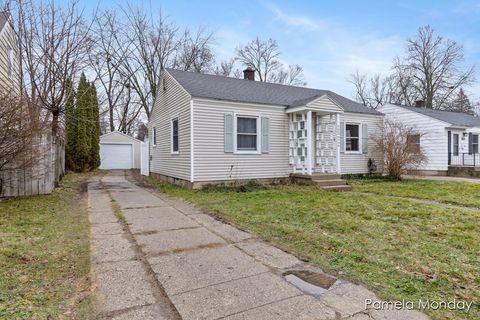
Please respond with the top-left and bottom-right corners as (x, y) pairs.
(243, 66), (255, 81)
(415, 100), (425, 107)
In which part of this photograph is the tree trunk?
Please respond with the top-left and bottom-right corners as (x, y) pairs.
(51, 109), (60, 137)
(109, 103), (114, 132)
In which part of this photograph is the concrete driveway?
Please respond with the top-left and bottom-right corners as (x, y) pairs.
(87, 171), (429, 320)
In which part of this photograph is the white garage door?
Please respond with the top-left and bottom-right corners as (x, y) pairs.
(100, 144), (133, 169)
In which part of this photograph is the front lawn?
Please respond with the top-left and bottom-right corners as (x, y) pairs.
(0, 173), (94, 319)
(349, 178), (480, 208)
(139, 175), (479, 320)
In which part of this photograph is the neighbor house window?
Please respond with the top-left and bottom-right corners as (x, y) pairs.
(407, 134), (420, 153)
(473, 134), (479, 154)
(236, 116), (258, 151)
(345, 123), (359, 152)
(171, 118), (179, 153)
(453, 134), (459, 156)
(152, 127), (157, 145)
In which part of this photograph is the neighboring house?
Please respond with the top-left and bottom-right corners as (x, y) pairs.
(0, 12), (20, 93)
(378, 103), (480, 175)
(100, 131), (143, 170)
(148, 68), (384, 189)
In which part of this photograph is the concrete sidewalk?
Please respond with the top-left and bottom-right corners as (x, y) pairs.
(87, 171), (429, 320)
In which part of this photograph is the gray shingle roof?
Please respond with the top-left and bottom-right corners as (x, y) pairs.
(166, 68), (381, 115)
(0, 12), (8, 33)
(394, 104), (480, 127)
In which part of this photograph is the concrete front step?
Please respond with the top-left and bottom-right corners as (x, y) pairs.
(290, 173), (351, 191)
(312, 179), (347, 187)
(321, 185), (353, 192)
(310, 174), (342, 180)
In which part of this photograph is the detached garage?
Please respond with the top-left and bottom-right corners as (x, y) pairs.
(100, 132), (142, 169)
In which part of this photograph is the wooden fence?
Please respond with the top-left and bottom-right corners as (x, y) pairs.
(0, 134), (65, 197)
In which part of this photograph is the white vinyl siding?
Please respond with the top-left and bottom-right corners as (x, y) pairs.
(0, 19), (20, 92)
(337, 113), (383, 174)
(149, 71), (191, 181)
(193, 98), (289, 182)
(378, 104), (450, 171)
(306, 95), (344, 113)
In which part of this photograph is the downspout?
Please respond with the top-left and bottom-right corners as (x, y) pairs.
(336, 113), (341, 174)
(190, 99), (194, 183)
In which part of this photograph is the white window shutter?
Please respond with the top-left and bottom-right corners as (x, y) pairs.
(261, 116), (270, 153)
(468, 133), (473, 154)
(362, 123), (368, 154)
(224, 113), (234, 153)
(340, 121), (345, 153)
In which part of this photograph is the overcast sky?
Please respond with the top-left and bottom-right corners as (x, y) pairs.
(93, 0), (480, 101)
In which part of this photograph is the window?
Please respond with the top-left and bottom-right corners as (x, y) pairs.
(152, 127), (157, 146)
(345, 124), (359, 152)
(453, 134), (459, 156)
(236, 116), (258, 151)
(473, 134), (479, 154)
(406, 134), (420, 153)
(171, 118), (179, 153)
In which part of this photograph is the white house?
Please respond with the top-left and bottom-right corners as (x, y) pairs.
(148, 68), (384, 189)
(100, 131), (143, 170)
(0, 11), (21, 92)
(378, 103), (480, 175)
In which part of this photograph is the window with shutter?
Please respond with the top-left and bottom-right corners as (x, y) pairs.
(362, 123), (368, 154)
(224, 113), (234, 153)
(237, 116), (258, 151)
(345, 123), (360, 152)
(261, 117), (269, 153)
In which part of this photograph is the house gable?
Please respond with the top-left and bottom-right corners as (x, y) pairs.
(0, 12), (20, 93)
(287, 94), (344, 114)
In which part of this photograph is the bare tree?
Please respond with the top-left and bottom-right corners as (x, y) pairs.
(448, 88), (475, 115)
(235, 37), (281, 82)
(375, 119), (427, 180)
(271, 64), (307, 86)
(114, 83), (143, 134)
(89, 10), (130, 132)
(13, 0), (90, 137)
(174, 27), (215, 73)
(235, 37), (306, 86)
(397, 25), (474, 108)
(118, 6), (179, 119)
(0, 93), (45, 173)
(213, 58), (236, 76)
(351, 25), (475, 110)
(349, 72), (401, 109)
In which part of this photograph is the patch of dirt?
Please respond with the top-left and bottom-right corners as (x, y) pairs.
(80, 181), (89, 194)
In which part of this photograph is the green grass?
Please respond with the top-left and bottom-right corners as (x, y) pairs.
(140, 175), (480, 320)
(349, 178), (480, 208)
(0, 172), (95, 319)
